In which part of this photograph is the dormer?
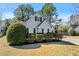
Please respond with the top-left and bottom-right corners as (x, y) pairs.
(35, 16), (42, 22)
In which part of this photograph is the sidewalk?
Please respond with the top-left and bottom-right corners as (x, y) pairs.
(62, 38), (79, 45)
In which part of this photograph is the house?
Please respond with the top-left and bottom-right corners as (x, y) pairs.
(0, 20), (6, 33)
(75, 25), (79, 33)
(69, 14), (79, 33)
(21, 11), (54, 34)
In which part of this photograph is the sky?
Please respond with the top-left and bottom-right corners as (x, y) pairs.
(0, 3), (75, 22)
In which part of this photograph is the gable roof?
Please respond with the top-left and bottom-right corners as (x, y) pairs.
(22, 11), (53, 28)
(35, 11), (52, 28)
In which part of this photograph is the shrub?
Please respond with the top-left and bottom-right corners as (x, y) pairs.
(35, 34), (43, 42)
(68, 28), (76, 36)
(44, 33), (53, 42)
(26, 33), (35, 43)
(58, 25), (69, 34)
(75, 32), (79, 36)
(50, 31), (63, 40)
(6, 22), (27, 45)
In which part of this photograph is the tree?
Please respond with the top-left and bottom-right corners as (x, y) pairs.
(68, 4), (79, 26)
(14, 4), (34, 21)
(58, 25), (69, 33)
(0, 14), (2, 26)
(5, 19), (10, 27)
(41, 3), (57, 23)
(3, 19), (11, 35)
(68, 28), (76, 36)
(25, 4), (34, 20)
(11, 17), (20, 24)
(68, 14), (79, 26)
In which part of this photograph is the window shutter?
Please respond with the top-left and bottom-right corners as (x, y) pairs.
(33, 28), (36, 33)
(35, 16), (37, 21)
(42, 28), (44, 34)
(40, 17), (42, 22)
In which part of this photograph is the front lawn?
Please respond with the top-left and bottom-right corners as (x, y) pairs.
(0, 36), (79, 56)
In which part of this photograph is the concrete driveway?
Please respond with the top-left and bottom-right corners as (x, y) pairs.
(62, 37), (79, 45)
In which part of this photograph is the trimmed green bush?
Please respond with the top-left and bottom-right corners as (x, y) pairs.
(53, 32), (63, 40)
(44, 33), (53, 42)
(26, 33), (35, 43)
(68, 28), (76, 36)
(35, 34), (43, 42)
(75, 32), (79, 36)
(6, 22), (27, 45)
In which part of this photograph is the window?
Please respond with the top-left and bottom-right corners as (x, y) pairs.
(42, 28), (44, 34)
(27, 28), (29, 34)
(26, 28), (29, 38)
(47, 29), (49, 33)
(40, 17), (42, 22)
(33, 28), (36, 33)
(35, 16), (37, 21)
(35, 16), (42, 22)
(38, 17), (39, 21)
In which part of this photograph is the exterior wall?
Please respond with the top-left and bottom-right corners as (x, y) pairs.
(0, 21), (6, 33)
(21, 12), (44, 33)
(75, 26), (79, 33)
(0, 27), (4, 33)
(38, 19), (54, 33)
(21, 12), (54, 33)
(0, 28), (1, 33)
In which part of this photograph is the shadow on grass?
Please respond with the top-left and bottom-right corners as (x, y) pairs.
(42, 40), (76, 45)
(10, 43), (41, 49)
(10, 40), (76, 49)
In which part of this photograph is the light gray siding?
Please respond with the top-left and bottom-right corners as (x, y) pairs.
(38, 19), (54, 33)
(21, 12), (54, 33)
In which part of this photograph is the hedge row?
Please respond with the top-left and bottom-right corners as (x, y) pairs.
(26, 33), (63, 43)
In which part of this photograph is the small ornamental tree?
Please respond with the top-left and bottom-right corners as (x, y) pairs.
(6, 22), (27, 45)
(68, 28), (76, 36)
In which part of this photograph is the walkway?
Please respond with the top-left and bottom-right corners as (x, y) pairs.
(62, 38), (79, 45)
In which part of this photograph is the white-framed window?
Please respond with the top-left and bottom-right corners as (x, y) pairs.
(35, 16), (37, 21)
(27, 28), (29, 33)
(33, 28), (36, 33)
(47, 29), (49, 33)
(42, 28), (44, 34)
(35, 16), (42, 22)
(40, 17), (42, 22)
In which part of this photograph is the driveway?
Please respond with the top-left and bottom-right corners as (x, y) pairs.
(62, 37), (79, 45)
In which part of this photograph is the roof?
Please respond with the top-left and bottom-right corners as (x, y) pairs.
(22, 11), (53, 28)
(35, 11), (53, 28)
(70, 24), (78, 29)
(75, 25), (79, 32)
(36, 18), (46, 27)
(0, 20), (6, 27)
